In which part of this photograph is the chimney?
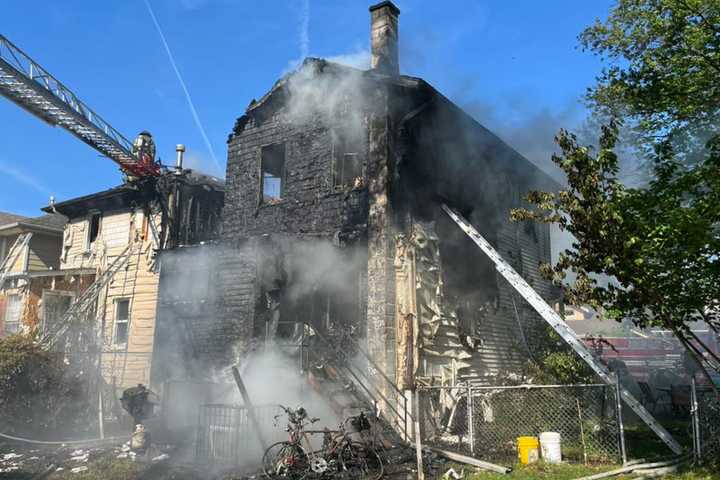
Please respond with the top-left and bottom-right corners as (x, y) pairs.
(369, 1), (400, 76)
(175, 144), (185, 172)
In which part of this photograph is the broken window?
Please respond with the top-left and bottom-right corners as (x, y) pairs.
(261, 143), (285, 203)
(41, 291), (73, 334)
(114, 298), (130, 345)
(332, 129), (364, 188)
(86, 212), (101, 249)
(3, 295), (22, 334)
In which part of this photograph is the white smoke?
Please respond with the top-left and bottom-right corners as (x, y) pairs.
(326, 49), (371, 69)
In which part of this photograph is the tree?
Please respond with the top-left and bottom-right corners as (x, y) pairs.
(511, 121), (720, 384)
(510, 0), (720, 385)
(581, 0), (720, 161)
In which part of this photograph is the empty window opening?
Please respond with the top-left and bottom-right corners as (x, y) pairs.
(261, 143), (285, 203)
(87, 213), (101, 249)
(114, 298), (130, 345)
(4, 295), (22, 334)
(332, 129), (364, 188)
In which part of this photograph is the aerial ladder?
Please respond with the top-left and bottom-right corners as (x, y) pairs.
(441, 204), (683, 454)
(0, 34), (160, 178)
(0, 232), (33, 288)
(0, 33), (165, 350)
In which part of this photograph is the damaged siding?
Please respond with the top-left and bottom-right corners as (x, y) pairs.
(0, 274), (95, 336)
(58, 208), (160, 388)
(99, 212), (158, 388)
(211, 243), (257, 363)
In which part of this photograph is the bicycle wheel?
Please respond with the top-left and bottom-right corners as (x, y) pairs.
(340, 442), (384, 480)
(262, 441), (310, 479)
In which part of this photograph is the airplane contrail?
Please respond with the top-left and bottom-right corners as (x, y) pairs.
(143, 0), (222, 174)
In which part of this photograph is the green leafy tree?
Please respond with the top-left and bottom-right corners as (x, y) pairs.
(581, 0), (720, 161)
(512, 122), (720, 383)
(511, 0), (720, 385)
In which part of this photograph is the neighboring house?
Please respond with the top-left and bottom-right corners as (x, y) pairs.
(0, 211), (95, 337)
(44, 173), (223, 391)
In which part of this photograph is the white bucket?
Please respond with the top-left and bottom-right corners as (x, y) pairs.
(539, 431), (562, 463)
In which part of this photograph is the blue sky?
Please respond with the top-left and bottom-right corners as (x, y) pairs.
(0, 0), (612, 217)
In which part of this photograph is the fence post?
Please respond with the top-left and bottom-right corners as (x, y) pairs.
(404, 392), (409, 442)
(690, 377), (701, 462)
(414, 389), (425, 480)
(613, 374), (628, 464)
(467, 383), (475, 455)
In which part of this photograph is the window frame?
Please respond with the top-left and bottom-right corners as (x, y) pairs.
(113, 297), (131, 347)
(3, 294), (22, 334)
(331, 128), (365, 189)
(85, 212), (102, 251)
(260, 143), (286, 205)
(40, 290), (75, 334)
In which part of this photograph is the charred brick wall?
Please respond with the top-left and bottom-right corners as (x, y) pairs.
(223, 112), (368, 239)
(216, 104), (371, 367)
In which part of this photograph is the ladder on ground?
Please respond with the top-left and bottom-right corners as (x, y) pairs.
(0, 232), (32, 288)
(0, 35), (155, 177)
(441, 204), (683, 454)
(40, 243), (136, 349)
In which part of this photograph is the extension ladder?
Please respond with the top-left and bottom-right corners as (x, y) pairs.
(441, 204), (683, 454)
(41, 242), (135, 349)
(0, 232), (32, 287)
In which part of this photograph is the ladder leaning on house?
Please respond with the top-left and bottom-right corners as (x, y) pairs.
(39, 242), (136, 350)
(0, 232), (33, 288)
(441, 204), (684, 455)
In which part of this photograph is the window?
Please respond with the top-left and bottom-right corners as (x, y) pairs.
(114, 298), (130, 345)
(4, 295), (22, 334)
(332, 129), (364, 188)
(0, 238), (7, 266)
(86, 213), (101, 250)
(261, 143), (285, 204)
(41, 291), (73, 334)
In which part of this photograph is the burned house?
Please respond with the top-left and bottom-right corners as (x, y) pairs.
(42, 170), (223, 391)
(164, 1), (557, 416)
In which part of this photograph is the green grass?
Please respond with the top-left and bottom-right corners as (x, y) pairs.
(460, 461), (720, 480)
(466, 461), (619, 479)
(624, 419), (693, 460)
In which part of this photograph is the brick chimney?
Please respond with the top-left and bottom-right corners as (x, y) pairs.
(369, 1), (400, 76)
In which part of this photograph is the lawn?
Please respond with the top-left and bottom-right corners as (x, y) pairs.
(453, 418), (719, 480)
(464, 462), (720, 480)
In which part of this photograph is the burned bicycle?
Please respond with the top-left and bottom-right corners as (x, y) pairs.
(262, 406), (383, 479)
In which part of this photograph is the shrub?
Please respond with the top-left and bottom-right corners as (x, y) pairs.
(0, 334), (93, 438)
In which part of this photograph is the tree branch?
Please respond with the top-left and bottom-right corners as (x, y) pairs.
(675, 330), (720, 396)
(686, 328), (720, 367)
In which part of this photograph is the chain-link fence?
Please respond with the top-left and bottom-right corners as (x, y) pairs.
(691, 380), (720, 463)
(417, 383), (623, 464)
